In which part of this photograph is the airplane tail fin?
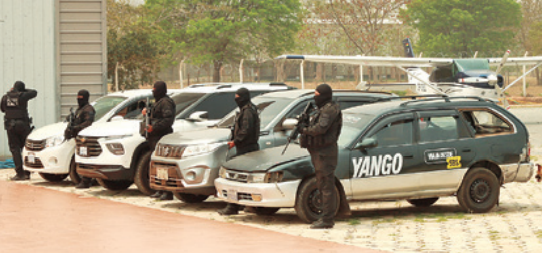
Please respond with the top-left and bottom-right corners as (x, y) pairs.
(402, 38), (415, 58)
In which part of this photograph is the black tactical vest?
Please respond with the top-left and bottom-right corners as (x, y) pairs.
(4, 91), (28, 119)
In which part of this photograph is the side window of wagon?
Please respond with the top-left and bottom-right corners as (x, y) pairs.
(371, 119), (414, 147)
(460, 109), (513, 136)
(418, 116), (459, 142)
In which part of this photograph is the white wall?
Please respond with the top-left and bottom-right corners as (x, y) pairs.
(0, 0), (57, 157)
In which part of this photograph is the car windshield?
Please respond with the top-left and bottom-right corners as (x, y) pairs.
(92, 96), (127, 121)
(338, 112), (376, 147)
(216, 96), (295, 129)
(172, 92), (207, 116)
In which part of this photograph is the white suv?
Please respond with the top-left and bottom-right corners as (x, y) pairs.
(75, 83), (292, 195)
(23, 89), (156, 184)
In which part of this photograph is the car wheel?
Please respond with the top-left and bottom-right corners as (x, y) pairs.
(407, 197), (439, 207)
(39, 172), (69, 182)
(68, 156), (82, 185)
(294, 177), (339, 224)
(253, 207), (280, 216)
(173, 192), (209, 203)
(134, 150), (155, 196)
(457, 167), (500, 213)
(97, 178), (133, 191)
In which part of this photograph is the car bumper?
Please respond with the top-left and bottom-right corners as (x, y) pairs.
(22, 139), (75, 174)
(76, 163), (132, 180)
(214, 178), (300, 208)
(149, 145), (229, 195)
(502, 161), (535, 183)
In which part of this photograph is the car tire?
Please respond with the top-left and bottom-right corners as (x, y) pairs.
(407, 197), (439, 207)
(253, 207), (280, 216)
(39, 172), (69, 182)
(68, 156), (82, 185)
(134, 150), (155, 196)
(97, 178), (133, 191)
(457, 167), (500, 213)
(173, 192), (209, 203)
(294, 177), (340, 224)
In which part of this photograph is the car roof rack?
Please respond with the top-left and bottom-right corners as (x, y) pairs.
(376, 94), (448, 102)
(399, 96), (492, 107)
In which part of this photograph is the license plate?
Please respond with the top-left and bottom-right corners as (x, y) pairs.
(28, 152), (35, 163)
(228, 189), (238, 201)
(80, 146), (87, 156)
(156, 167), (168, 180)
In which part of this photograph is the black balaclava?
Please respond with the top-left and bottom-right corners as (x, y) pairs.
(314, 83), (332, 108)
(77, 89), (90, 108)
(13, 81), (25, 92)
(235, 88), (250, 108)
(153, 81), (167, 100)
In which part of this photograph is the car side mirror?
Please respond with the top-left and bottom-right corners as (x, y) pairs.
(188, 111), (209, 122)
(110, 115), (124, 122)
(354, 138), (377, 149)
(282, 118), (298, 130)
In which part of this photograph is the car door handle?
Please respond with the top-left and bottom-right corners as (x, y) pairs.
(462, 148), (471, 152)
(403, 154), (414, 159)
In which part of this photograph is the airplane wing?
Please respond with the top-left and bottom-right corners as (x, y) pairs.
(488, 56), (542, 66)
(276, 55), (453, 67)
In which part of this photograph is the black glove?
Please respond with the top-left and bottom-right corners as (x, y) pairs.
(64, 127), (73, 140)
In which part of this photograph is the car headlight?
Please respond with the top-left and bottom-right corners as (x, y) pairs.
(155, 144), (186, 159)
(106, 143), (125, 155)
(219, 167), (227, 179)
(265, 171), (284, 183)
(247, 173), (266, 183)
(45, 135), (65, 148)
(183, 142), (225, 158)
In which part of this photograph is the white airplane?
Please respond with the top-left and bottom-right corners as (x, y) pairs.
(277, 38), (542, 108)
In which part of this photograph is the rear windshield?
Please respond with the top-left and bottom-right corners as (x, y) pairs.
(92, 96), (127, 121)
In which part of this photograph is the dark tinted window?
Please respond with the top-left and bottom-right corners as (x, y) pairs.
(371, 119), (413, 146)
(180, 92), (236, 120)
(418, 116), (459, 142)
(171, 92), (207, 116)
(217, 97), (294, 128)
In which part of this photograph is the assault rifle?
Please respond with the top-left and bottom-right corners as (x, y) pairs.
(281, 102), (313, 155)
(65, 107), (76, 140)
(140, 97), (151, 138)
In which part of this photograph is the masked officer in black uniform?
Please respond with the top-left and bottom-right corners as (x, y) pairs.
(299, 84), (342, 229)
(66, 89), (96, 189)
(1, 81), (37, 180)
(146, 81), (176, 201)
(217, 87), (260, 215)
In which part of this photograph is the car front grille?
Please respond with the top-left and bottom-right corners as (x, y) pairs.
(24, 156), (43, 168)
(224, 170), (249, 183)
(25, 139), (46, 151)
(76, 136), (102, 157)
(222, 190), (253, 201)
(149, 162), (183, 188)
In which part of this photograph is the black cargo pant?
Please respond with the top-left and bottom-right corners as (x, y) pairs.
(228, 143), (260, 210)
(5, 119), (31, 176)
(308, 143), (338, 224)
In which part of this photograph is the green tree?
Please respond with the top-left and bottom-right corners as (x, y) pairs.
(144, 0), (303, 82)
(107, 0), (163, 90)
(401, 0), (522, 57)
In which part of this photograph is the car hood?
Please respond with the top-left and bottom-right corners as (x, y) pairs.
(223, 144), (309, 172)
(27, 122), (68, 140)
(78, 120), (140, 137)
(159, 127), (231, 145)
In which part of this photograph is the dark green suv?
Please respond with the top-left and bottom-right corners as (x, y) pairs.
(215, 96), (535, 223)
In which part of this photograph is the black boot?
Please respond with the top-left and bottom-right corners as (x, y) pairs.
(10, 173), (30, 181)
(75, 177), (92, 189)
(310, 219), (334, 229)
(159, 191), (173, 201)
(217, 203), (240, 216)
(150, 191), (163, 199)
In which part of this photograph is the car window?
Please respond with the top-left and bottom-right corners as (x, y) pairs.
(418, 116), (459, 142)
(370, 119), (414, 147)
(172, 92), (207, 116)
(92, 96), (127, 121)
(121, 99), (152, 120)
(461, 109), (513, 136)
(217, 97), (294, 129)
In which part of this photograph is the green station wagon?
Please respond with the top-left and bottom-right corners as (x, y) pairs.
(215, 96), (536, 223)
